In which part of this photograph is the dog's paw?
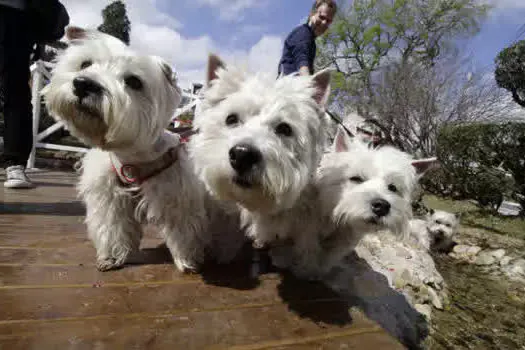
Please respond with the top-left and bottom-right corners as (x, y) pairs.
(96, 257), (123, 272)
(252, 239), (270, 250)
(268, 245), (293, 269)
(173, 257), (200, 274)
(292, 265), (325, 281)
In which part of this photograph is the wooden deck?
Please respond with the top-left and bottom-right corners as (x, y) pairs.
(0, 169), (409, 349)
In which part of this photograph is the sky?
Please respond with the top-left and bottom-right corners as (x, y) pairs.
(60, 0), (525, 92)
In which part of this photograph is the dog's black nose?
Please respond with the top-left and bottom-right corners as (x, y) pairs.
(229, 143), (262, 174)
(434, 230), (445, 239)
(371, 199), (391, 217)
(73, 76), (104, 99)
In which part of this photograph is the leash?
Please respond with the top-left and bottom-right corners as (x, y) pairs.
(325, 109), (354, 138)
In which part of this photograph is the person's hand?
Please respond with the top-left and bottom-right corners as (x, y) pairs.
(299, 66), (310, 76)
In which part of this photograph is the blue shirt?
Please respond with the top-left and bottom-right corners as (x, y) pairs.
(278, 24), (316, 76)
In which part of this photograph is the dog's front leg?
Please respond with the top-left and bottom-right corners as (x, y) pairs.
(290, 234), (325, 280)
(162, 224), (206, 273)
(319, 230), (359, 275)
(84, 192), (142, 271)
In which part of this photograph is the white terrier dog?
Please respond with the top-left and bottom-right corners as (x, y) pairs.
(267, 127), (438, 278)
(409, 209), (460, 253)
(189, 54), (331, 248)
(44, 28), (242, 272)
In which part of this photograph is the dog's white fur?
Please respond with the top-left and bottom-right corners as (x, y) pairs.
(43, 28), (242, 272)
(267, 127), (438, 278)
(409, 209), (460, 252)
(190, 55), (331, 249)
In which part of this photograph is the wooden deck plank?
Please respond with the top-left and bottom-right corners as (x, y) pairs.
(0, 316), (401, 350)
(0, 169), (406, 349)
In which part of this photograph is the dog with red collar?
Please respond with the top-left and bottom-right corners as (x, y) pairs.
(44, 27), (244, 272)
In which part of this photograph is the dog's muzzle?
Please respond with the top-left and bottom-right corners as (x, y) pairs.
(229, 143), (262, 175)
(73, 76), (104, 100)
(371, 198), (391, 217)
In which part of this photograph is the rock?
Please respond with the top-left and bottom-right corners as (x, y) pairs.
(353, 231), (447, 322)
(394, 245), (413, 259)
(452, 244), (471, 255)
(467, 246), (482, 256)
(490, 249), (506, 260)
(427, 287), (443, 310)
(474, 251), (497, 266)
(452, 245), (482, 261)
(415, 303), (432, 321)
(500, 256), (512, 267)
(502, 259), (525, 281)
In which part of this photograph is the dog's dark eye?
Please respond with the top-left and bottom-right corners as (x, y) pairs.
(80, 60), (92, 70)
(445, 223), (452, 228)
(225, 113), (239, 126)
(435, 220), (442, 225)
(275, 122), (293, 137)
(124, 75), (143, 90)
(388, 184), (398, 193)
(350, 176), (364, 183)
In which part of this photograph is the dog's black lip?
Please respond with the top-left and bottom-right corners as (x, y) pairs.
(366, 216), (381, 225)
(233, 176), (254, 189)
(76, 101), (101, 118)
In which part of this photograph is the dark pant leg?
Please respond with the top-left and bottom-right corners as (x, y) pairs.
(0, 6), (34, 167)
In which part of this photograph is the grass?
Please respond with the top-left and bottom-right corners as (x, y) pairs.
(422, 195), (525, 240)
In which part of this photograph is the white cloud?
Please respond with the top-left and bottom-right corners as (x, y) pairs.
(492, 0), (525, 9)
(62, 0), (181, 29)
(247, 36), (283, 75)
(58, 1), (283, 89)
(193, 0), (269, 22)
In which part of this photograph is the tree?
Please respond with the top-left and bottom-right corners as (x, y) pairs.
(97, 0), (131, 45)
(317, 0), (490, 113)
(495, 39), (525, 107)
(372, 56), (516, 156)
(432, 122), (525, 214)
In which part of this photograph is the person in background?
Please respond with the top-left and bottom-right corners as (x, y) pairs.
(0, 0), (68, 188)
(277, 0), (337, 77)
(0, 0), (36, 188)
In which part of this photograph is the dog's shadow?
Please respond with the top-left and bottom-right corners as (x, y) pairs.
(199, 242), (262, 290)
(128, 244), (428, 348)
(200, 246), (428, 348)
(312, 252), (428, 349)
(274, 251), (428, 349)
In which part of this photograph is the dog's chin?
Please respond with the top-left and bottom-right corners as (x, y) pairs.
(231, 183), (279, 214)
(365, 216), (382, 225)
(232, 175), (255, 189)
(342, 215), (390, 233)
(76, 101), (102, 120)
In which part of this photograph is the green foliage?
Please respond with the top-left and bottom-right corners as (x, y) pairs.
(316, 0), (490, 106)
(428, 122), (525, 213)
(97, 0), (131, 45)
(495, 39), (525, 107)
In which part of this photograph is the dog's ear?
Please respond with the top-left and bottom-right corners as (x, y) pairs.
(160, 60), (178, 87)
(412, 157), (439, 176)
(66, 26), (88, 41)
(207, 54), (226, 86)
(334, 125), (351, 153)
(312, 69), (332, 107)
(429, 208), (435, 216)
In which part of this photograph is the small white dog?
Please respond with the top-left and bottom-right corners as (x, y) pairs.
(190, 54), (331, 248)
(267, 127), (438, 278)
(44, 28), (242, 272)
(409, 209), (460, 252)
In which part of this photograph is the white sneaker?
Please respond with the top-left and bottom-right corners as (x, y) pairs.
(4, 165), (35, 189)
